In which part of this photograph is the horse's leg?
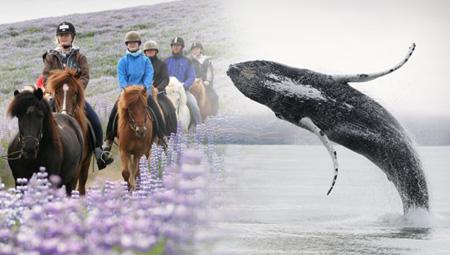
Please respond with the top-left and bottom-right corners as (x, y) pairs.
(128, 154), (136, 190)
(65, 184), (72, 196)
(120, 149), (131, 187)
(77, 152), (91, 195)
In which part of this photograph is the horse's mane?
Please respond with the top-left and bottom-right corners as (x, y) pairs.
(118, 86), (148, 129)
(167, 77), (188, 106)
(7, 89), (62, 152)
(46, 69), (87, 132)
(46, 69), (83, 93)
(190, 79), (206, 107)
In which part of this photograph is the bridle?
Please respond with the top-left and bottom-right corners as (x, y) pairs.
(127, 105), (151, 137)
(2, 121), (44, 161)
(19, 129), (44, 150)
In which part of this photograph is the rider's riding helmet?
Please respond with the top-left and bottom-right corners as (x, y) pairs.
(170, 37), (185, 48)
(143, 40), (159, 52)
(124, 31), (142, 45)
(191, 42), (203, 50)
(56, 22), (76, 36)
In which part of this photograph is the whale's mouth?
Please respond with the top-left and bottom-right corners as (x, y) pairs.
(226, 64), (241, 81)
(227, 63), (266, 103)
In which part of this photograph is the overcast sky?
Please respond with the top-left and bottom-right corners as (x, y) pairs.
(227, 0), (450, 117)
(0, 0), (172, 24)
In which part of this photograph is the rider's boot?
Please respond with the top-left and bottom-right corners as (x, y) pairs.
(94, 140), (114, 170)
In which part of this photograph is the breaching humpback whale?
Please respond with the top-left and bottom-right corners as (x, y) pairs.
(227, 44), (428, 213)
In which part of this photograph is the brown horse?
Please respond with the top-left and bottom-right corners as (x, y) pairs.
(189, 78), (218, 121)
(45, 69), (91, 195)
(117, 86), (154, 190)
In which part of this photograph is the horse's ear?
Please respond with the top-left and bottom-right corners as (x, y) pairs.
(14, 90), (20, 96)
(34, 88), (44, 100)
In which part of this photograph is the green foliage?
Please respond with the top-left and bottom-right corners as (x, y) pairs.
(138, 239), (166, 255)
(78, 31), (96, 39)
(90, 54), (121, 78)
(129, 23), (156, 31)
(0, 142), (14, 188)
(8, 30), (19, 37)
(25, 27), (43, 33)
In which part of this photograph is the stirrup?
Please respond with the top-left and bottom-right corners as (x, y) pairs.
(102, 140), (113, 152)
(94, 148), (114, 170)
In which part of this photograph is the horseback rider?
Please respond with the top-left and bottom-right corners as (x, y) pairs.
(102, 31), (165, 152)
(143, 40), (169, 93)
(190, 42), (214, 87)
(143, 40), (177, 136)
(165, 37), (202, 126)
(41, 21), (113, 170)
(190, 41), (219, 117)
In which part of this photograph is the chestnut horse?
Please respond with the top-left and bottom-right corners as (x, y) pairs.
(189, 78), (218, 122)
(117, 86), (154, 190)
(45, 69), (91, 195)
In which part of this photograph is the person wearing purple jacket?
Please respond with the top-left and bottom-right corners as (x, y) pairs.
(165, 37), (201, 126)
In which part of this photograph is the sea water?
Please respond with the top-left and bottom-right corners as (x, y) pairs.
(212, 145), (450, 255)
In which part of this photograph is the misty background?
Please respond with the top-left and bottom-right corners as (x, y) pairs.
(226, 0), (450, 118)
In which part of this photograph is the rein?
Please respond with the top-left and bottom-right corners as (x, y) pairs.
(0, 128), (43, 161)
(0, 150), (23, 161)
(127, 107), (151, 136)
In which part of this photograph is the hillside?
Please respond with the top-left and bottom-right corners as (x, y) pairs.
(0, 0), (232, 122)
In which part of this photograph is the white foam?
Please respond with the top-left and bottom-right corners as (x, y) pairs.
(378, 208), (432, 228)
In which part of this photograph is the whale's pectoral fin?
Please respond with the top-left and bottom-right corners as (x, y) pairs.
(331, 43), (416, 83)
(299, 117), (339, 195)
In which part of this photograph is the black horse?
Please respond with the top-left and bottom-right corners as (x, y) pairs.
(7, 88), (83, 195)
(157, 93), (178, 136)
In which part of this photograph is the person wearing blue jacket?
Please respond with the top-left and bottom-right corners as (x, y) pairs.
(102, 31), (164, 152)
(165, 37), (202, 126)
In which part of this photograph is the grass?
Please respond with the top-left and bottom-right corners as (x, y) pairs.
(129, 23), (157, 31)
(25, 27), (44, 33)
(77, 31), (96, 39)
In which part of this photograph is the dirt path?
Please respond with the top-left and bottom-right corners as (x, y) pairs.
(85, 153), (123, 188)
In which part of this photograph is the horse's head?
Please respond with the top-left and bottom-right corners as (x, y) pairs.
(46, 69), (85, 116)
(8, 88), (50, 159)
(119, 86), (150, 138)
(166, 77), (187, 111)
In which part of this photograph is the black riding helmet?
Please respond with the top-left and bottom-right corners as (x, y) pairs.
(170, 37), (185, 47)
(56, 22), (76, 36)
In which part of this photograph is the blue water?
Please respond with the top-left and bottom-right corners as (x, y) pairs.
(213, 145), (450, 255)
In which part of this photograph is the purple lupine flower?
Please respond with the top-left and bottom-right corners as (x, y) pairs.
(0, 118), (224, 255)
